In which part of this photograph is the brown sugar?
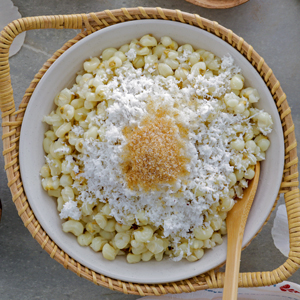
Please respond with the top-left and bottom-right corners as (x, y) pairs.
(121, 116), (189, 191)
(146, 99), (189, 139)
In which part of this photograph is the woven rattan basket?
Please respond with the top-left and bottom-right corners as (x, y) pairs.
(1, 7), (299, 296)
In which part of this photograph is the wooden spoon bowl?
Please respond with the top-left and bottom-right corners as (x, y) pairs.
(222, 162), (260, 300)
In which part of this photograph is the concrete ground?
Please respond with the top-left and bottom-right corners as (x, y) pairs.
(0, 0), (299, 299)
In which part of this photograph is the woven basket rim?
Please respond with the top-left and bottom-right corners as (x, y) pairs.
(0, 7), (299, 296)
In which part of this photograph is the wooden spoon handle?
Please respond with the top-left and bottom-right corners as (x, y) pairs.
(185, 0), (249, 9)
(222, 221), (244, 300)
(222, 163), (260, 300)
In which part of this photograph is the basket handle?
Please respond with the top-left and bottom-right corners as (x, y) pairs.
(0, 14), (89, 115)
(0, 9), (299, 293)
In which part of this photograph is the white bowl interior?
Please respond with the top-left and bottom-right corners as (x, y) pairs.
(19, 20), (284, 284)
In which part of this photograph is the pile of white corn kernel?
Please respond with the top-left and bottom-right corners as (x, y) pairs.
(40, 34), (273, 263)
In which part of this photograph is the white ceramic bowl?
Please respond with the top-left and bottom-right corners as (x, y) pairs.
(19, 20), (284, 284)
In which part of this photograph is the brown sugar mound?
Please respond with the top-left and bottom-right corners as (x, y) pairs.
(121, 117), (189, 191)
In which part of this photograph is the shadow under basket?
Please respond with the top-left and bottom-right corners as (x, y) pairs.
(0, 7), (299, 296)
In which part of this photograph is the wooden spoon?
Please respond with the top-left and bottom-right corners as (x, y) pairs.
(185, 0), (249, 9)
(222, 162), (260, 300)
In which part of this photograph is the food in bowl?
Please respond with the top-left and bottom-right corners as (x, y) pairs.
(40, 34), (273, 263)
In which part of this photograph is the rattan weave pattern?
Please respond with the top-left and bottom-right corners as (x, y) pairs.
(0, 7), (299, 296)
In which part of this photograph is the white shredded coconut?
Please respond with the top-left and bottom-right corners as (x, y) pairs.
(69, 55), (257, 243)
(72, 125), (84, 136)
(54, 146), (69, 153)
(176, 49), (192, 63)
(73, 165), (79, 174)
(59, 200), (81, 220)
(125, 48), (136, 61)
(65, 155), (73, 169)
(45, 155), (53, 165)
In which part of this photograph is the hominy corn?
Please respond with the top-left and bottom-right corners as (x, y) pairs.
(41, 34), (273, 264)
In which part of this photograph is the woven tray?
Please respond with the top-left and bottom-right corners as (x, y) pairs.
(0, 7), (299, 296)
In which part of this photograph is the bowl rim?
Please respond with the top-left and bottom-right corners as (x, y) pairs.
(19, 19), (284, 284)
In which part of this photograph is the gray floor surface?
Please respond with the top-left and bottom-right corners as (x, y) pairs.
(0, 0), (299, 299)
